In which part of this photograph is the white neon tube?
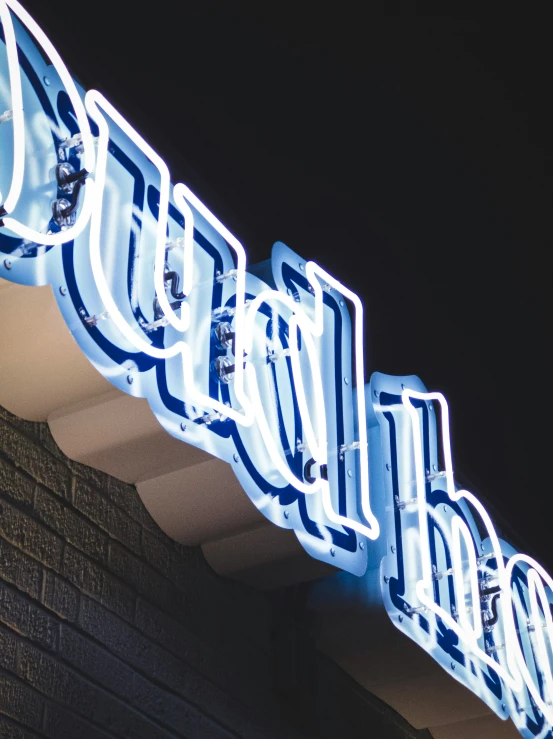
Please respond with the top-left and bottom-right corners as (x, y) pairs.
(1, 0), (96, 244)
(85, 91), (256, 427)
(173, 182), (254, 424)
(306, 261), (379, 540)
(288, 315), (327, 464)
(0, 0), (380, 545)
(451, 515), (482, 640)
(402, 389), (522, 692)
(244, 360), (323, 495)
(241, 289), (327, 489)
(0, 0), (24, 214)
(84, 90), (180, 360)
(85, 90), (188, 335)
(245, 262), (379, 540)
(504, 554), (553, 724)
(241, 276), (381, 541)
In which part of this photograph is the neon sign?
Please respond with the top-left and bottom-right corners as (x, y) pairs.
(372, 373), (553, 736)
(0, 2), (551, 735)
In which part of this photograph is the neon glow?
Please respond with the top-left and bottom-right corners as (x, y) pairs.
(0, 0), (96, 244)
(373, 374), (553, 736)
(402, 388), (522, 693)
(0, 5), (551, 736)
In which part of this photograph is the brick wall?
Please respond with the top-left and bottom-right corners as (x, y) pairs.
(0, 403), (430, 739)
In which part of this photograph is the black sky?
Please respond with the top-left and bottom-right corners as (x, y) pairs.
(19, 1), (552, 567)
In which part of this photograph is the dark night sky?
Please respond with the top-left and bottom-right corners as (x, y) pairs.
(19, 1), (552, 567)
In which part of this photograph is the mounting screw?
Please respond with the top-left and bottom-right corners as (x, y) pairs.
(215, 355), (235, 384)
(339, 300), (344, 307)
(501, 704), (506, 712)
(347, 469), (353, 478)
(52, 197), (75, 228)
(299, 262), (304, 271)
(3, 259), (11, 269)
(386, 463), (391, 471)
(330, 548), (336, 557)
(399, 615), (403, 623)
(391, 545), (396, 553)
(344, 377), (349, 385)
(432, 464), (437, 471)
(384, 575), (389, 583)
(401, 383), (405, 390)
(180, 422), (186, 432)
(55, 162), (81, 192)
(373, 389), (379, 397)
(481, 542), (485, 551)
(43, 76), (50, 86)
(451, 662), (456, 670)
(359, 541), (365, 550)
(233, 453), (239, 463)
(214, 321), (234, 349)
(284, 510), (289, 519)
(126, 375), (134, 385)
(443, 505), (448, 513)
(59, 286), (67, 296)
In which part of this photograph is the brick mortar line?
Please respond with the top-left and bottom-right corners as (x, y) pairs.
(0, 417), (293, 731)
(0, 665), (107, 739)
(0, 485), (175, 613)
(0, 448), (45, 498)
(68, 605), (263, 737)
(0, 576), (264, 738)
(0, 421), (170, 547)
(0, 511), (271, 703)
(1, 451), (271, 656)
(0, 706), (47, 739)
(0, 623), (185, 739)
(0, 415), (272, 619)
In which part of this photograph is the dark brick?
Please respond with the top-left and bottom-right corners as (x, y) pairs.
(0, 500), (62, 570)
(170, 583), (271, 669)
(138, 598), (276, 719)
(0, 406), (432, 739)
(62, 546), (135, 621)
(42, 571), (79, 622)
(132, 673), (201, 737)
(108, 542), (168, 609)
(26, 606), (58, 653)
(74, 481), (141, 554)
(93, 691), (177, 739)
(0, 626), (17, 672)
(0, 409), (41, 442)
(0, 675), (43, 731)
(0, 715), (41, 739)
(35, 488), (107, 564)
(0, 539), (42, 600)
(38, 424), (67, 462)
(0, 584), (57, 652)
(150, 648), (257, 738)
(0, 463), (35, 510)
(106, 477), (161, 533)
(140, 530), (189, 591)
(0, 585), (27, 639)
(78, 597), (154, 675)
(59, 625), (135, 703)
(69, 459), (111, 495)
(0, 423), (71, 499)
(43, 703), (111, 739)
(198, 716), (239, 739)
(135, 598), (214, 675)
(17, 642), (96, 718)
